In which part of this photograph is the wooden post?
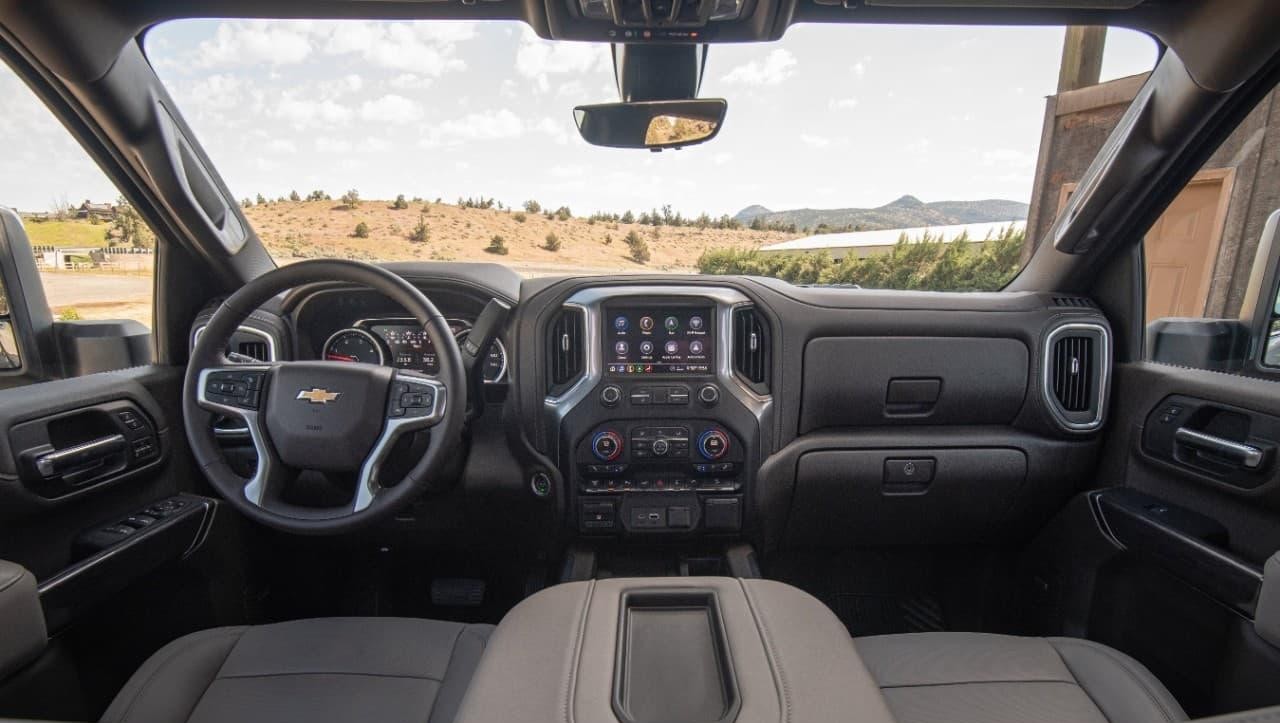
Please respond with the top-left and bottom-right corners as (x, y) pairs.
(1057, 26), (1106, 93)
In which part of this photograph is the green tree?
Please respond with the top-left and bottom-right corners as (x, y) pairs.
(391, 194), (409, 210)
(353, 221), (370, 238)
(288, 190), (301, 202)
(523, 200), (542, 214)
(486, 235), (509, 255)
(409, 215), (430, 243)
(624, 230), (650, 264)
(105, 198), (155, 249)
(620, 210), (635, 224)
(340, 189), (361, 208)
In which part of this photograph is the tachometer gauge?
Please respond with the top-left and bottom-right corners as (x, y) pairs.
(322, 328), (385, 365)
(456, 331), (508, 383)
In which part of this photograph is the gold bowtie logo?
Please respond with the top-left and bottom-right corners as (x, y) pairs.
(296, 388), (341, 404)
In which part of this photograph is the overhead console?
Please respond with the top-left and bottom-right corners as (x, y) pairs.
(547, 0), (787, 42)
(542, 286), (771, 539)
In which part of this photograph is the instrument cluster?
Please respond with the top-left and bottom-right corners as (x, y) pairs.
(323, 318), (507, 383)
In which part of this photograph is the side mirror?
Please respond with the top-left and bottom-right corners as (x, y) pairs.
(573, 99), (727, 150)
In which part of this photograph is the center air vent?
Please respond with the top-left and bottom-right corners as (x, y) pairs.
(548, 307), (586, 393)
(732, 307), (769, 392)
(1043, 323), (1109, 432)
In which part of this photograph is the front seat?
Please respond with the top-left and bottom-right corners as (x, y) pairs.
(857, 632), (1187, 723)
(100, 617), (492, 723)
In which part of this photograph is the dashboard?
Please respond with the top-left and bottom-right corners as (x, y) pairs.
(322, 318), (507, 383)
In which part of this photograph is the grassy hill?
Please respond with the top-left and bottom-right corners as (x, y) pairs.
(244, 199), (794, 273)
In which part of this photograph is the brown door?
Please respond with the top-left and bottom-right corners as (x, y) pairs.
(1059, 168), (1234, 324)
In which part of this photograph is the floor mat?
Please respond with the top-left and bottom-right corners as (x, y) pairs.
(835, 593), (945, 636)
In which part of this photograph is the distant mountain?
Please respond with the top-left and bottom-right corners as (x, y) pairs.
(732, 195), (1029, 232)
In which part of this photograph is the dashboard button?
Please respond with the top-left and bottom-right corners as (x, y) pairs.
(651, 438), (670, 456)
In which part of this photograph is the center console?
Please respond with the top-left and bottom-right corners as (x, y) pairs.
(544, 287), (770, 538)
(453, 577), (896, 723)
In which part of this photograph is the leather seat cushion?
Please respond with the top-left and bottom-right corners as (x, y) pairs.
(856, 632), (1187, 723)
(100, 617), (493, 723)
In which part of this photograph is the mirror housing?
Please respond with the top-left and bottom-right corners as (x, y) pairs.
(573, 99), (726, 150)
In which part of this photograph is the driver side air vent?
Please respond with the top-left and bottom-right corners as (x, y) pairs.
(732, 307), (770, 393)
(548, 307), (586, 393)
(1043, 323), (1109, 432)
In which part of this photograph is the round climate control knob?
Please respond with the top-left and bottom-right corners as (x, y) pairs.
(591, 430), (623, 462)
(651, 438), (670, 456)
(698, 429), (730, 460)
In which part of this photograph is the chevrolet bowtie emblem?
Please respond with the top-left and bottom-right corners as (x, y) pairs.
(296, 388), (341, 404)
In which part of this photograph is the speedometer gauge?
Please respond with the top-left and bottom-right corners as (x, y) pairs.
(323, 328), (385, 365)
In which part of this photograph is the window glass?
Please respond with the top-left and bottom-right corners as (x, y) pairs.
(145, 21), (1155, 290)
(0, 65), (155, 330)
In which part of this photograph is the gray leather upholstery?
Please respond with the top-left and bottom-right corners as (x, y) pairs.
(453, 577), (899, 723)
(0, 560), (46, 682)
(857, 632), (1188, 723)
(1256, 552), (1280, 647)
(100, 617), (492, 723)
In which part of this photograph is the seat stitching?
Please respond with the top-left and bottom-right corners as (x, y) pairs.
(879, 680), (1086, 690)
(740, 579), (791, 723)
(1051, 638), (1181, 723)
(423, 625), (468, 723)
(563, 580), (595, 723)
(108, 628), (246, 723)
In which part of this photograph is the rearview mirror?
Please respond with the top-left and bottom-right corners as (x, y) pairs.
(573, 99), (727, 150)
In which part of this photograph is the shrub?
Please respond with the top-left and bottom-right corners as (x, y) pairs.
(695, 225), (1026, 291)
(625, 230), (650, 264)
(554, 206), (572, 221)
(620, 210), (635, 224)
(523, 200), (542, 214)
(409, 215), (430, 243)
(353, 221), (370, 238)
(256, 193), (267, 205)
(340, 189), (361, 208)
(391, 194), (409, 210)
(486, 235), (509, 255)
(105, 198), (155, 249)
(513, 212), (527, 223)
(543, 232), (562, 252)
(57, 307), (81, 321)
(289, 190), (301, 202)
(306, 190), (330, 201)
(603, 233), (612, 245)
(241, 198), (253, 208)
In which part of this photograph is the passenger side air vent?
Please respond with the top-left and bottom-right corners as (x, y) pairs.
(1043, 323), (1109, 432)
(548, 307), (586, 393)
(732, 307), (770, 393)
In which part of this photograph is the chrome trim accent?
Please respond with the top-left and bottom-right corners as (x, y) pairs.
(321, 327), (386, 366)
(35, 434), (126, 477)
(193, 324), (278, 362)
(196, 365), (275, 506)
(1041, 321), (1110, 432)
(353, 373), (447, 513)
(542, 286), (772, 428)
(1174, 428), (1264, 469)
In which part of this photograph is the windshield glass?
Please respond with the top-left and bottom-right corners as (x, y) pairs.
(139, 21), (1154, 287)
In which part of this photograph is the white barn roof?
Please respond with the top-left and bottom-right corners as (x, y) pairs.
(760, 219), (1027, 253)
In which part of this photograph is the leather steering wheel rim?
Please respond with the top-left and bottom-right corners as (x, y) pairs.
(182, 259), (467, 535)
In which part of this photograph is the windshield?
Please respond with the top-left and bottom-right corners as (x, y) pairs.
(138, 21), (1154, 288)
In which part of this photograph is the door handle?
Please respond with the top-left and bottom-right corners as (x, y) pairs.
(35, 434), (127, 478)
(1173, 428), (1264, 470)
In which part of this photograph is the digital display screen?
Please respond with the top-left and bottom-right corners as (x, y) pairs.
(604, 307), (713, 375)
(371, 324), (441, 373)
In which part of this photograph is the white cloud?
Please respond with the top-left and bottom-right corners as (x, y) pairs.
(420, 109), (525, 147)
(800, 134), (831, 149)
(721, 49), (797, 86)
(852, 60), (866, 78)
(322, 21), (475, 75)
(905, 138), (931, 154)
(516, 28), (610, 92)
(272, 95), (353, 127)
(358, 137), (393, 152)
(532, 116), (573, 145)
(713, 152), (733, 165)
(359, 94), (423, 124)
(388, 73), (434, 90)
(828, 97), (858, 110)
(265, 139), (297, 154)
(315, 136), (352, 152)
(981, 148), (1035, 167)
(194, 21), (314, 67)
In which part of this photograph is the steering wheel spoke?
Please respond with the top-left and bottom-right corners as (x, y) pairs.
(353, 371), (447, 513)
(195, 364), (289, 507)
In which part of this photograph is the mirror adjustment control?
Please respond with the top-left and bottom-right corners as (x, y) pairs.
(592, 430), (624, 462)
(697, 429), (730, 460)
(600, 384), (622, 407)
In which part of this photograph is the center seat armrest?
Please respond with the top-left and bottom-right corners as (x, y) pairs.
(452, 576), (897, 723)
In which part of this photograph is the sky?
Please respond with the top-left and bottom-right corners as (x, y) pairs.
(1, 20), (1156, 218)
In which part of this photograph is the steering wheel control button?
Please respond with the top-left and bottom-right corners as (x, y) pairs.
(591, 430), (624, 461)
(698, 429), (730, 460)
(600, 384), (622, 407)
(205, 370), (267, 409)
(530, 472), (552, 498)
(698, 384), (720, 406)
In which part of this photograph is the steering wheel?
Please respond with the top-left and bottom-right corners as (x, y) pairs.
(182, 259), (467, 535)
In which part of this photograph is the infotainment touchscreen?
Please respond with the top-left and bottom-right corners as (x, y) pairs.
(604, 306), (713, 375)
